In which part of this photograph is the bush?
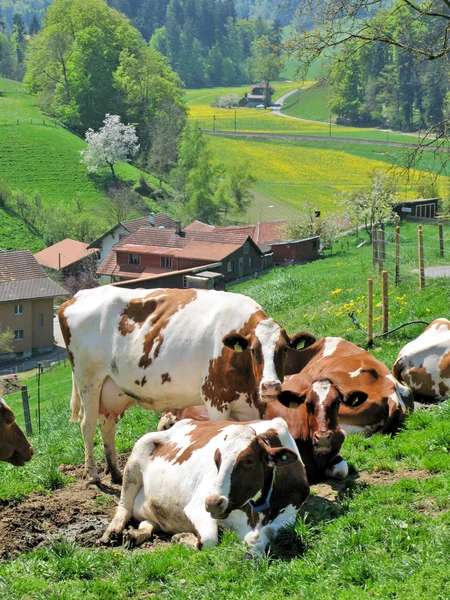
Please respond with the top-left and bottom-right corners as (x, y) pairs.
(217, 94), (239, 108)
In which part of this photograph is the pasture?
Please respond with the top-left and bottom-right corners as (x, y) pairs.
(1, 222), (450, 598)
(282, 84), (331, 122)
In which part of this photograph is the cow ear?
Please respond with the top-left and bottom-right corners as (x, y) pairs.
(222, 333), (249, 352)
(266, 447), (298, 467)
(277, 390), (306, 409)
(0, 402), (14, 424)
(289, 331), (316, 350)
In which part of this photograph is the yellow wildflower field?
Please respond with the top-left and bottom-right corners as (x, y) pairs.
(207, 136), (446, 213)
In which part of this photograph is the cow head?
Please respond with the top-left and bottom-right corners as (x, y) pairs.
(0, 399), (34, 466)
(204, 423), (300, 519)
(277, 378), (344, 454)
(222, 321), (315, 404)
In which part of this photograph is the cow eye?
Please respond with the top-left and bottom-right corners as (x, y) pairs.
(343, 391), (368, 407)
(242, 457), (255, 467)
(283, 346), (289, 353)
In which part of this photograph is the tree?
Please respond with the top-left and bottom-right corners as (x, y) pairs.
(28, 14), (41, 36)
(0, 327), (14, 355)
(339, 172), (396, 239)
(214, 161), (256, 216)
(217, 93), (239, 108)
(284, 203), (342, 252)
(184, 145), (220, 223)
(104, 181), (149, 225)
(251, 37), (283, 107)
(80, 114), (139, 179)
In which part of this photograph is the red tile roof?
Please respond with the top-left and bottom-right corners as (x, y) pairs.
(215, 220), (287, 245)
(34, 239), (98, 270)
(175, 241), (242, 261)
(184, 220), (215, 232)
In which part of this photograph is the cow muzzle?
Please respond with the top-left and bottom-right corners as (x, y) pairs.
(260, 380), (282, 403)
(312, 432), (333, 454)
(205, 494), (229, 519)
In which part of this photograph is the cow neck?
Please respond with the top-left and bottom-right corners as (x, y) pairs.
(248, 469), (275, 513)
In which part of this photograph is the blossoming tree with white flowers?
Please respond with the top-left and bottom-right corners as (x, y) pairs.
(80, 114), (140, 179)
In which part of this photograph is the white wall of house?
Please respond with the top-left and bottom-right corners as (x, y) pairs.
(98, 225), (130, 265)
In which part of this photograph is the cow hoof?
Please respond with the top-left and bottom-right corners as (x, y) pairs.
(99, 530), (122, 546)
(123, 529), (138, 550)
(110, 471), (123, 485)
(85, 478), (101, 488)
(171, 533), (197, 548)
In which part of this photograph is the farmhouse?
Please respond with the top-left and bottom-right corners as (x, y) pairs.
(34, 238), (99, 281)
(240, 80), (276, 107)
(97, 225), (267, 285)
(0, 250), (69, 361)
(88, 213), (178, 266)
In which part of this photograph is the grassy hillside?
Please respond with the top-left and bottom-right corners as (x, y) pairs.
(0, 77), (158, 251)
(207, 136), (447, 220)
(1, 222), (450, 598)
(282, 84), (331, 121)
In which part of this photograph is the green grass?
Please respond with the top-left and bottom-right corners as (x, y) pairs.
(1, 223), (450, 599)
(282, 84), (331, 122)
(0, 209), (45, 252)
(0, 76), (160, 251)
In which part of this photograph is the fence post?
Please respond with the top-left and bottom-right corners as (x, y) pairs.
(382, 269), (389, 334)
(372, 224), (378, 267)
(378, 227), (384, 273)
(37, 362), (42, 434)
(395, 225), (400, 285)
(234, 110), (237, 132)
(394, 214), (399, 228)
(439, 223), (444, 257)
(367, 278), (373, 346)
(418, 226), (425, 290)
(21, 386), (32, 436)
(213, 115), (216, 131)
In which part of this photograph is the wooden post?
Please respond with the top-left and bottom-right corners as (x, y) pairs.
(439, 223), (444, 257)
(395, 225), (400, 285)
(213, 115), (216, 131)
(367, 278), (373, 346)
(418, 226), (425, 290)
(378, 228), (384, 273)
(37, 362), (41, 434)
(21, 386), (32, 437)
(382, 269), (389, 334)
(394, 214), (399, 228)
(372, 224), (378, 267)
(234, 110), (237, 132)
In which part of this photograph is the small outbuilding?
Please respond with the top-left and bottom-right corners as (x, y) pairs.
(393, 198), (440, 220)
(34, 239), (99, 281)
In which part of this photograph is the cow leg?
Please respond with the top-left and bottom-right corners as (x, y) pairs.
(98, 414), (122, 484)
(123, 521), (155, 549)
(325, 454), (348, 480)
(79, 383), (103, 485)
(244, 506), (298, 557)
(100, 455), (143, 545)
(184, 500), (219, 550)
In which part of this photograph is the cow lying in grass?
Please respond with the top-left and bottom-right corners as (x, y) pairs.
(101, 418), (310, 556)
(286, 334), (414, 435)
(0, 398), (34, 466)
(158, 379), (348, 483)
(393, 318), (450, 402)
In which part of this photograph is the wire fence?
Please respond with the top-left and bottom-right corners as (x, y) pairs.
(0, 117), (60, 127)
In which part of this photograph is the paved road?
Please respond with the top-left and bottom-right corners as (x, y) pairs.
(203, 129), (424, 148)
(412, 265), (450, 278)
(0, 317), (68, 376)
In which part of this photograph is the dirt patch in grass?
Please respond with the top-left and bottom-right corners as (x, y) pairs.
(0, 464), (435, 560)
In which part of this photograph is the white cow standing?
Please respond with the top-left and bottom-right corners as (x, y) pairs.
(59, 286), (305, 484)
(101, 417), (310, 555)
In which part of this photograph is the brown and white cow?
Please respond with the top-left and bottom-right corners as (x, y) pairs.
(158, 379), (348, 483)
(267, 378), (347, 482)
(0, 398), (34, 466)
(59, 287), (305, 484)
(393, 318), (450, 401)
(101, 417), (310, 556)
(286, 335), (414, 435)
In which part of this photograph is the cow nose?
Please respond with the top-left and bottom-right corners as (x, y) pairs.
(260, 380), (282, 399)
(205, 494), (228, 518)
(30, 446), (35, 457)
(313, 431), (333, 445)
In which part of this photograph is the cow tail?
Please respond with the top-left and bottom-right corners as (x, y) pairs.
(70, 375), (82, 423)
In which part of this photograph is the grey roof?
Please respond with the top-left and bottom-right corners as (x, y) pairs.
(0, 277), (69, 303)
(0, 249), (46, 281)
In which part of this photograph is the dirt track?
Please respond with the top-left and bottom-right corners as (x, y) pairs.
(0, 462), (432, 560)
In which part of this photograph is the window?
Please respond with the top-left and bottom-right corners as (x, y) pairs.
(161, 256), (173, 268)
(37, 313), (44, 328)
(249, 256), (253, 267)
(129, 253), (140, 265)
(243, 242), (249, 255)
(14, 330), (24, 341)
(14, 304), (23, 316)
(183, 276), (188, 288)
(227, 260), (235, 273)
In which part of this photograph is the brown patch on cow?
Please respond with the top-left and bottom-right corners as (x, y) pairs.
(58, 297), (77, 366)
(161, 373), (171, 385)
(439, 350), (450, 380)
(201, 309), (271, 416)
(408, 366), (436, 397)
(118, 298), (158, 336)
(214, 448), (222, 472)
(0, 401), (33, 466)
(134, 380), (140, 386)
(426, 318), (450, 332)
(138, 289), (197, 369)
(152, 421), (227, 465)
(439, 381), (449, 398)
(134, 377), (147, 387)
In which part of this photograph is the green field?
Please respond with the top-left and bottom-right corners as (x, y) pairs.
(282, 84), (331, 121)
(207, 136), (447, 221)
(1, 222), (450, 598)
